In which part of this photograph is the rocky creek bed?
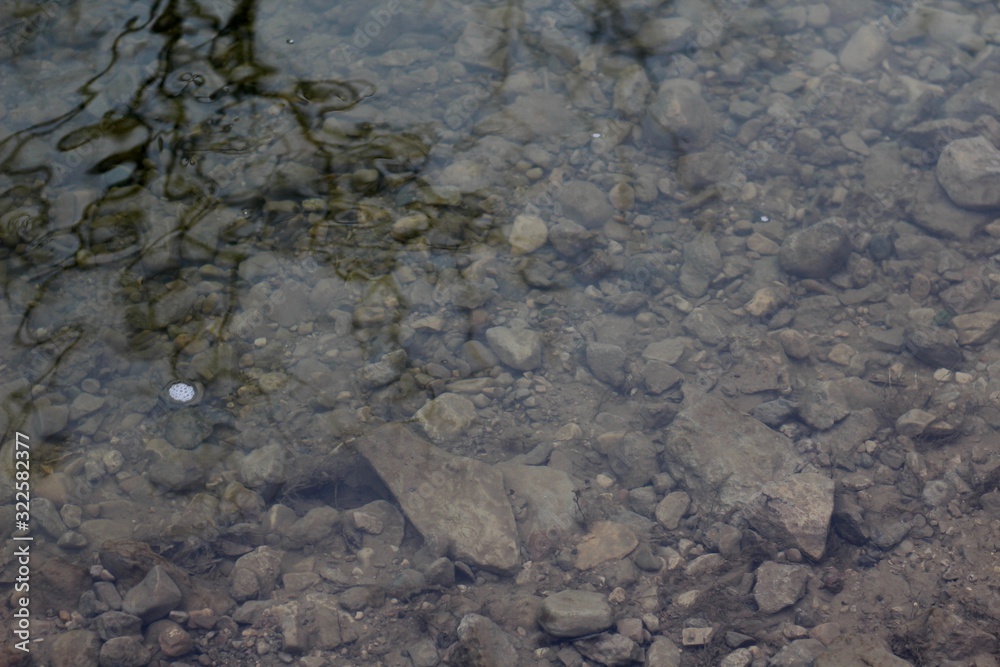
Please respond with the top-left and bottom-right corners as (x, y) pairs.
(3, 0), (1000, 666)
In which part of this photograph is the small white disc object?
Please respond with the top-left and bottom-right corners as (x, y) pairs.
(168, 382), (196, 403)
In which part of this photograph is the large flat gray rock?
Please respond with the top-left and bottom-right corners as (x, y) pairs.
(663, 395), (800, 514)
(357, 424), (520, 574)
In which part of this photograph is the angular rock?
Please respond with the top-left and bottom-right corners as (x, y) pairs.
(575, 520), (638, 570)
(266, 594), (343, 652)
(744, 473), (835, 561)
(538, 590), (613, 638)
(907, 172), (993, 240)
(778, 218), (852, 279)
(586, 342), (627, 387)
(357, 424), (520, 573)
(904, 324), (963, 368)
(936, 137), (1000, 210)
(679, 233), (722, 298)
(448, 613), (519, 666)
(655, 491), (691, 531)
(557, 180), (614, 229)
(663, 395), (800, 514)
(99, 636), (151, 667)
(497, 463), (583, 560)
(646, 635), (682, 666)
(237, 443), (287, 490)
(121, 565), (182, 623)
(414, 393), (478, 443)
(49, 629), (101, 667)
(645, 79), (717, 150)
(231, 546), (284, 601)
(485, 325), (542, 371)
(753, 561), (808, 614)
(815, 634), (914, 667)
(94, 610), (142, 640)
(574, 632), (643, 666)
(838, 23), (887, 73)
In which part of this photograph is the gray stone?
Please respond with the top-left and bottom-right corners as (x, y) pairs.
(936, 137), (1000, 210)
(538, 590), (613, 638)
(655, 491), (690, 530)
(663, 395), (800, 514)
(454, 21), (506, 69)
(509, 214), (548, 254)
(31, 497), (68, 539)
(838, 23), (887, 73)
(148, 442), (205, 492)
(753, 561), (808, 614)
(415, 393), (478, 443)
(448, 614), (518, 666)
(485, 325), (542, 371)
(815, 634), (914, 667)
(943, 72), (1000, 121)
(557, 180), (614, 229)
(232, 546), (284, 600)
(357, 349), (407, 389)
(645, 79), (717, 150)
(904, 324), (963, 369)
(951, 310), (1000, 346)
(266, 594), (343, 652)
(586, 342), (626, 387)
(744, 473), (835, 561)
(646, 635), (682, 667)
(69, 392), (106, 421)
(238, 444), (287, 490)
(896, 409), (937, 438)
(387, 569), (427, 600)
(798, 380), (851, 430)
(908, 172), (993, 240)
(574, 632), (643, 666)
(778, 218), (852, 279)
(680, 233), (722, 298)
(164, 409), (213, 450)
(50, 629), (101, 667)
(285, 506), (341, 544)
(94, 611), (142, 641)
(357, 424), (520, 573)
(30, 403), (69, 437)
(635, 17), (693, 53)
(770, 638), (826, 667)
(678, 150), (732, 190)
(548, 219), (592, 257)
(497, 463), (583, 560)
(122, 565), (181, 624)
(613, 64), (651, 116)
(98, 636), (150, 667)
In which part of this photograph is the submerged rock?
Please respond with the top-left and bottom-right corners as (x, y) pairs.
(357, 424), (520, 573)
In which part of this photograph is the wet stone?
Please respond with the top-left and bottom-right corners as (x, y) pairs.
(164, 409), (213, 450)
(646, 635), (682, 666)
(388, 569), (427, 601)
(575, 632), (643, 666)
(122, 564), (182, 623)
(94, 610), (142, 641)
(357, 424), (520, 573)
(548, 219), (592, 257)
(936, 136), (1000, 210)
(753, 561), (808, 614)
(50, 629), (101, 667)
(449, 614), (518, 666)
(485, 324), (542, 371)
(839, 23), (887, 73)
(147, 442), (205, 492)
(509, 213), (548, 254)
(238, 443), (287, 490)
(415, 392), (478, 443)
(98, 635), (151, 667)
(557, 180), (614, 229)
(655, 491), (690, 531)
(498, 463), (583, 560)
(231, 546), (284, 601)
(285, 506), (340, 544)
(645, 78), (717, 150)
(744, 473), (835, 561)
(575, 520), (638, 570)
(538, 590), (614, 638)
(357, 349), (408, 388)
(586, 342), (626, 387)
(778, 218), (852, 279)
(152, 619), (194, 657)
(31, 497), (68, 539)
